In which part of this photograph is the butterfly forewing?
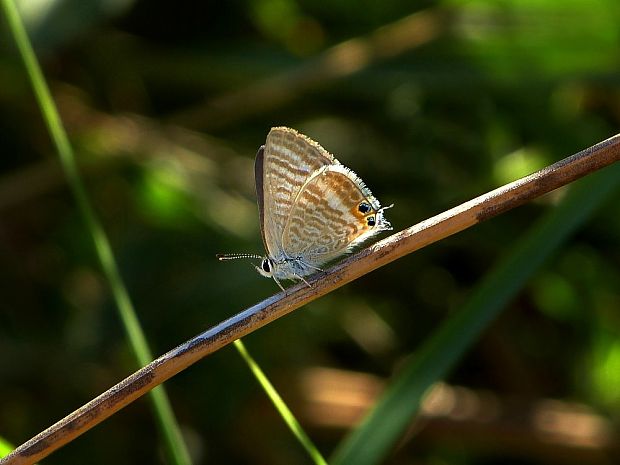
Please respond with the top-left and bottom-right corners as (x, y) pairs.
(261, 127), (335, 258)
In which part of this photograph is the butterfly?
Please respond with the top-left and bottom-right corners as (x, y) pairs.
(218, 127), (392, 290)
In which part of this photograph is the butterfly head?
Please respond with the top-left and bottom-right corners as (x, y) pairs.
(256, 257), (274, 278)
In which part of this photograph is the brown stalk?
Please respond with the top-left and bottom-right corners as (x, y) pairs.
(2, 134), (619, 465)
(170, 8), (447, 130)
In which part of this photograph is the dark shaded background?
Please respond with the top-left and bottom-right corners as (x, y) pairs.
(1, 0), (619, 464)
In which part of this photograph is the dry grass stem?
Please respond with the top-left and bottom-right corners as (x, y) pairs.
(170, 8), (446, 129)
(2, 133), (619, 465)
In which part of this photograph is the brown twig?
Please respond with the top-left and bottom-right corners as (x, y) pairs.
(170, 8), (446, 130)
(2, 134), (619, 465)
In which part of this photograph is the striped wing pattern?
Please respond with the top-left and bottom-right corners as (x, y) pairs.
(260, 127), (334, 257)
(282, 166), (385, 264)
(258, 126), (391, 281)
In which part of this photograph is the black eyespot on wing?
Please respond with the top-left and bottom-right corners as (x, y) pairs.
(367, 216), (376, 226)
(358, 202), (371, 214)
(261, 259), (271, 272)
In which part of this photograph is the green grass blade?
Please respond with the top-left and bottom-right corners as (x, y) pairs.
(0, 1), (192, 463)
(234, 339), (328, 465)
(0, 436), (13, 458)
(332, 164), (620, 465)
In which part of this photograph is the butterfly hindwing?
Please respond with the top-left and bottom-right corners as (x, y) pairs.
(282, 165), (387, 266)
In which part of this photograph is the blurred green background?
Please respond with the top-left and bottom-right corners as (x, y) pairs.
(1, 0), (619, 464)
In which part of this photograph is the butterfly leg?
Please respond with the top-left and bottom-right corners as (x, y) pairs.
(272, 276), (286, 292)
(294, 274), (313, 288)
(296, 257), (323, 273)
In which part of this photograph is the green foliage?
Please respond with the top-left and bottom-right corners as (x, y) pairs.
(0, 436), (13, 458)
(1, 0), (619, 464)
(1, 0), (191, 463)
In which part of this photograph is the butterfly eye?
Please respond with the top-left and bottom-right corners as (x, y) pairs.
(261, 258), (272, 273)
(358, 202), (371, 214)
(367, 216), (376, 227)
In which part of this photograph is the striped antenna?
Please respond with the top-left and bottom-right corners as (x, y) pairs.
(216, 253), (263, 261)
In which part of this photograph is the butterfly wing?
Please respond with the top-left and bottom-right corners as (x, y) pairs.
(258, 127), (335, 259)
(281, 165), (391, 268)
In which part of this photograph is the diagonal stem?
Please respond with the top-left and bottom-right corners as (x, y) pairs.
(234, 340), (329, 465)
(1, 132), (618, 465)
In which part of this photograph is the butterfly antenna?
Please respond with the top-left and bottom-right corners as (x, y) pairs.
(216, 253), (263, 261)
